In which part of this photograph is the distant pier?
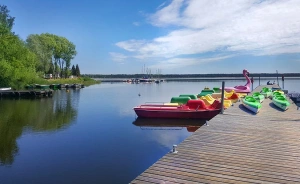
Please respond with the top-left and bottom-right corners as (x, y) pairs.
(131, 85), (300, 183)
(0, 90), (53, 98)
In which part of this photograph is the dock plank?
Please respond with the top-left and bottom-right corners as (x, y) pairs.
(131, 85), (300, 183)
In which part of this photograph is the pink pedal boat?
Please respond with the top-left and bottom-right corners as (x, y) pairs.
(133, 100), (223, 120)
(222, 69), (252, 93)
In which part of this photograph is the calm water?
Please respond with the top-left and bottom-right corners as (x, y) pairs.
(0, 79), (299, 184)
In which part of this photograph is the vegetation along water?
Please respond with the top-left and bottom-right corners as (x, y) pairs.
(0, 5), (98, 89)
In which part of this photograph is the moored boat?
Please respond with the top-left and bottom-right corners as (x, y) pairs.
(287, 92), (300, 103)
(272, 95), (290, 111)
(179, 94), (197, 99)
(0, 87), (11, 91)
(133, 99), (222, 120)
(197, 87), (215, 97)
(260, 87), (272, 98)
(252, 92), (264, 103)
(170, 96), (191, 104)
(242, 96), (262, 114)
(272, 90), (284, 95)
(35, 84), (50, 90)
(223, 69), (251, 93)
(200, 94), (232, 109)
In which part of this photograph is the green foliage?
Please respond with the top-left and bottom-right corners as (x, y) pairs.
(0, 4), (79, 89)
(71, 65), (76, 76)
(26, 33), (77, 78)
(75, 64), (80, 77)
(0, 5), (15, 31)
(26, 34), (53, 73)
(0, 27), (37, 89)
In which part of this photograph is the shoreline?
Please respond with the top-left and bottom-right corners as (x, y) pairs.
(95, 77), (300, 82)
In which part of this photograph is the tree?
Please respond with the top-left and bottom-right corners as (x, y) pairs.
(75, 64), (80, 77)
(26, 33), (76, 78)
(71, 65), (76, 76)
(48, 62), (54, 74)
(26, 34), (54, 73)
(0, 5), (37, 89)
(0, 5), (15, 31)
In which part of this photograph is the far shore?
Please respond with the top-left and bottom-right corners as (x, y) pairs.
(95, 76), (300, 82)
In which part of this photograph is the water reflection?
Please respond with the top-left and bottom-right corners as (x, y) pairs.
(0, 90), (78, 165)
(133, 118), (206, 132)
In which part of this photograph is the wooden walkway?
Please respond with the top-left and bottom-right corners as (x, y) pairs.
(0, 90), (53, 98)
(131, 85), (300, 184)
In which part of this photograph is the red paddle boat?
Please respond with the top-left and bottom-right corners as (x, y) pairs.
(133, 99), (222, 120)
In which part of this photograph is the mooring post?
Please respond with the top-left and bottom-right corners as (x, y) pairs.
(220, 81), (225, 114)
(259, 75), (260, 86)
(276, 70), (279, 85)
(251, 77), (254, 91)
(172, 145), (178, 153)
(282, 75), (285, 89)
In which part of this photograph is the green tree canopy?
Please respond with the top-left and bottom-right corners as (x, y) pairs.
(26, 33), (77, 78)
(0, 5), (15, 31)
(75, 64), (80, 77)
(0, 5), (37, 89)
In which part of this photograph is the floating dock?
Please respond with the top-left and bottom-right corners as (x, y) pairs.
(131, 85), (300, 183)
(0, 90), (53, 98)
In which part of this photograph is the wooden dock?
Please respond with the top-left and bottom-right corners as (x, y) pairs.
(131, 85), (300, 183)
(0, 90), (53, 98)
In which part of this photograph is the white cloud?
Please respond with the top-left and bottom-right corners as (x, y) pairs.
(156, 2), (166, 10)
(109, 52), (127, 62)
(149, 55), (235, 69)
(114, 0), (300, 68)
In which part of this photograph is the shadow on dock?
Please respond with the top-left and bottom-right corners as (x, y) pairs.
(268, 102), (285, 112)
(238, 104), (257, 115)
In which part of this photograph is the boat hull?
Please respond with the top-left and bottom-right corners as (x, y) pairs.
(134, 108), (221, 120)
(261, 92), (272, 98)
(273, 100), (289, 111)
(0, 87), (11, 91)
(242, 102), (260, 113)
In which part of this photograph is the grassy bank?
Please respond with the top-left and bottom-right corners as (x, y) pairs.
(31, 76), (100, 87)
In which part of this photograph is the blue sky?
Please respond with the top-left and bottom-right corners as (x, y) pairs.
(3, 0), (300, 74)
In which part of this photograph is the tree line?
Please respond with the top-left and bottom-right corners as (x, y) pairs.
(0, 4), (81, 89)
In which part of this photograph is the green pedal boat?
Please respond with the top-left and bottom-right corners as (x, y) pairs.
(242, 96), (262, 114)
(272, 95), (290, 111)
(260, 87), (272, 98)
(252, 92), (264, 103)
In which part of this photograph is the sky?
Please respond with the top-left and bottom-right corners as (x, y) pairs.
(2, 0), (300, 74)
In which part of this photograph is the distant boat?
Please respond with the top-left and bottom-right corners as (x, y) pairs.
(0, 87), (11, 91)
(139, 78), (154, 83)
(35, 84), (50, 90)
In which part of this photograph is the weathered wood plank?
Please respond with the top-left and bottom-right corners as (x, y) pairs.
(160, 157), (300, 181)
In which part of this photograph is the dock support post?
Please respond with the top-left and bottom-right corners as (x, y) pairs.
(172, 145), (178, 153)
(259, 75), (260, 86)
(220, 81), (225, 114)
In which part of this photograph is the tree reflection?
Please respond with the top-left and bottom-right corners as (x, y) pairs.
(0, 90), (79, 165)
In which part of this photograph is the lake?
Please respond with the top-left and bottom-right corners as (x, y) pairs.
(0, 79), (299, 184)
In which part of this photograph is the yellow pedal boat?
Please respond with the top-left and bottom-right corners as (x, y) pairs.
(200, 94), (232, 109)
